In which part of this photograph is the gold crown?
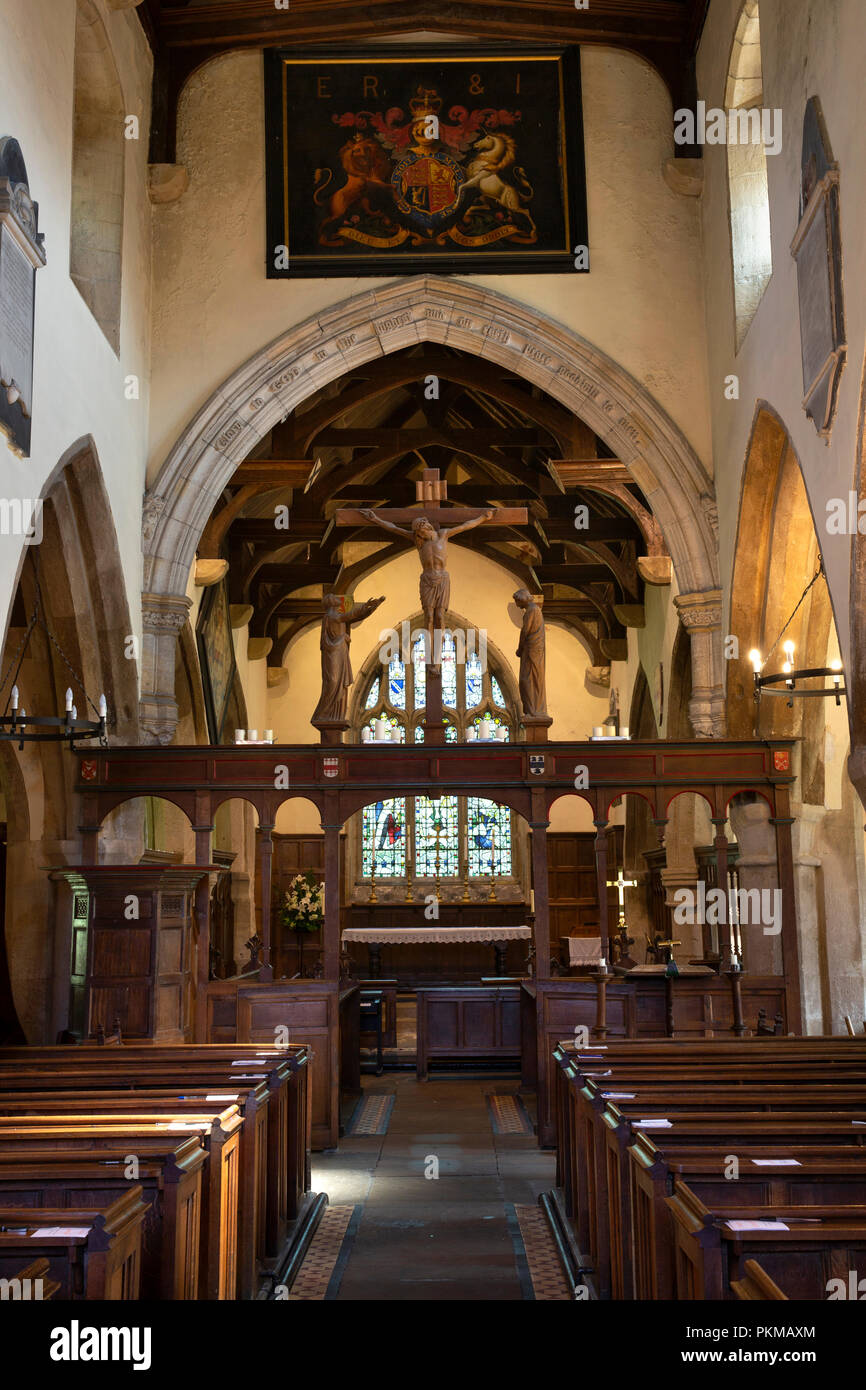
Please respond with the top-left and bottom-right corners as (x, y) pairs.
(409, 86), (442, 120)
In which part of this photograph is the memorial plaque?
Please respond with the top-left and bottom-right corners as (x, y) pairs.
(791, 98), (845, 439)
(0, 138), (46, 457)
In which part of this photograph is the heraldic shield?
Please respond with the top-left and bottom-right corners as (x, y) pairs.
(391, 148), (466, 235)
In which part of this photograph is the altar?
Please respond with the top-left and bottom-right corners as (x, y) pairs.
(342, 924), (532, 980)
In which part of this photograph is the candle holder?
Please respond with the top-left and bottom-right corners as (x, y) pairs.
(461, 861), (471, 903)
(368, 856), (377, 904)
(434, 831), (442, 903)
(405, 862), (415, 903)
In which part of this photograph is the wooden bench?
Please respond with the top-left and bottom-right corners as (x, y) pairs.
(0, 1255), (60, 1301)
(0, 1042), (312, 1296)
(0, 1188), (147, 1299)
(630, 1136), (866, 1299)
(666, 1180), (866, 1299)
(0, 1134), (206, 1299)
(0, 1108), (242, 1300)
(731, 1258), (789, 1300)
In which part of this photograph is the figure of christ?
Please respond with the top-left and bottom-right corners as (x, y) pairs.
(312, 592), (386, 726)
(514, 588), (548, 718)
(359, 509), (494, 671)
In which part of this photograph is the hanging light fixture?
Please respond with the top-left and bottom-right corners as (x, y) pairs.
(0, 560), (108, 747)
(749, 559), (846, 710)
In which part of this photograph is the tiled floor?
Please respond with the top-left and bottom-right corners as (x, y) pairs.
(308, 1072), (561, 1300)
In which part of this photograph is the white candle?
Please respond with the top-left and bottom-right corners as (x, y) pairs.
(264, 729), (274, 743)
(375, 717), (387, 741)
(362, 727), (372, 743)
(247, 728), (258, 742)
(530, 888), (535, 913)
(598, 956), (607, 969)
(479, 717), (490, 740)
(620, 726), (629, 739)
(235, 729), (246, 744)
(496, 726), (507, 741)
(390, 726), (400, 742)
(467, 727), (477, 741)
(593, 726), (604, 739)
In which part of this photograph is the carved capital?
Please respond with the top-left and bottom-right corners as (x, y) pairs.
(141, 592), (192, 634)
(674, 589), (723, 632)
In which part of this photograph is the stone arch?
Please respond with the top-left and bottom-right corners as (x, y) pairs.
(0, 437), (139, 1041)
(142, 277), (721, 742)
(70, 0), (126, 353)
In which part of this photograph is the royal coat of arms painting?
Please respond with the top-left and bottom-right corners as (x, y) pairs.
(264, 47), (587, 277)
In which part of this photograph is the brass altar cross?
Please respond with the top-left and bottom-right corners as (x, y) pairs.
(607, 868), (637, 912)
(335, 467), (528, 530)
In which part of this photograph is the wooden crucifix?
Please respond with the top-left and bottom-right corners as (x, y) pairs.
(336, 468), (527, 742)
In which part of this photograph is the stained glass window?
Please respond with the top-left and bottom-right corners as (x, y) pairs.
(466, 651), (483, 709)
(467, 798), (512, 877)
(491, 675), (506, 709)
(414, 796), (459, 877)
(362, 798), (407, 877)
(365, 677), (380, 709)
(388, 653), (406, 709)
(412, 634), (426, 710)
(441, 631), (457, 708)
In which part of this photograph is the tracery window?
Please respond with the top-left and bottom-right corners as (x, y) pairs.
(355, 620), (516, 884)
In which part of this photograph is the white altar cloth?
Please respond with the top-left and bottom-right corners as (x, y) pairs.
(342, 925), (531, 945)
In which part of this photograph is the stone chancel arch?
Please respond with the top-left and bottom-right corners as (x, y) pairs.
(142, 277), (723, 742)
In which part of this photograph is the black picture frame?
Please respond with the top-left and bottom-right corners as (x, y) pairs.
(196, 581), (237, 745)
(264, 45), (587, 279)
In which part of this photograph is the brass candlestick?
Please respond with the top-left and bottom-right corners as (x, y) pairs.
(405, 820), (414, 902)
(487, 826), (497, 902)
(368, 855), (377, 904)
(434, 830), (442, 902)
(461, 815), (471, 901)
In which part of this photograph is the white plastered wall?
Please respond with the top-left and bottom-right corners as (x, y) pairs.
(0, 0), (153, 656)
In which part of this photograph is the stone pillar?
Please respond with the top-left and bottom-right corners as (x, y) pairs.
(140, 593), (192, 745)
(789, 804), (825, 1034)
(728, 796), (782, 975)
(673, 590), (726, 738)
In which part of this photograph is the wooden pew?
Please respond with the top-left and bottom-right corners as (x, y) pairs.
(666, 1180), (866, 1299)
(0, 1134), (206, 1299)
(0, 1188), (147, 1299)
(0, 1256), (60, 1301)
(552, 1039), (866, 1299)
(731, 1259), (788, 1300)
(0, 1043), (312, 1295)
(0, 1108), (242, 1300)
(630, 1137), (866, 1299)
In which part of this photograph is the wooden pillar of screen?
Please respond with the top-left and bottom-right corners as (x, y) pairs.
(593, 817), (610, 960)
(80, 792), (101, 865)
(193, 792), (214, 1041)
(529, 790), (550, 981)
(423, 665), (445, 745)
(322, 819), (342, 981)
(771, 783), (802, 1032)
(258, 825), (274, 982)
(711, 805), (733, 967)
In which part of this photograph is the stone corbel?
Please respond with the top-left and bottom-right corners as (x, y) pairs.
(195, 558), (228, 587)
(230, 604), (254, 629)
(267, 666), (289, 692)
(613, 604), (645, 629)
(662, 158), (704, 198)
(139, 593), (193, 745)
(106, 0), (143, 8)
(148, 164), (189, 205)
(585, 665), (611, 689)
(674, 589), (726, 739)
(248, 637), (273, 661)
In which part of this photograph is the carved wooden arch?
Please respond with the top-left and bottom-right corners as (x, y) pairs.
(142, 278), (722, 741)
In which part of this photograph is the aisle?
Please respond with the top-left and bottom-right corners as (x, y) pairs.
(297, 1074), (566, 1301)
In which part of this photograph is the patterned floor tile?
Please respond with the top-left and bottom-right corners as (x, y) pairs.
(513, 1205), (572, 1301)
(288, 1205), (355, 1300)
